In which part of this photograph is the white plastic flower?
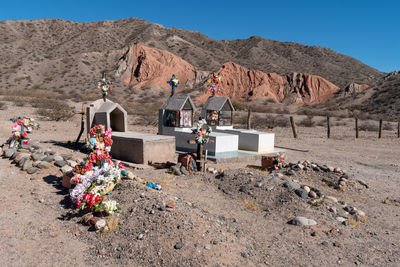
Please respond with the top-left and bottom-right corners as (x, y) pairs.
(102, 199), (119, 215)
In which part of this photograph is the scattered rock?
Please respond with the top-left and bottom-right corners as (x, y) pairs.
(325, 196), (338, 203)
(22, 160), (33, 171)
(283, 181), (300, 190)
(66, 160), (78, 168)
(174, 242), (184, 249)
(288, 216), (317, 226)
(180, 166), (189, 175)
(81, 213), (94, 225)
(333, 242), (342, 248)
(321, 241), (329, 247)
(14, 153), (31, 163)
(311, 231), (317, 237)
(286, 170), (295, 176)
(295, 188), (309, 199)
(303, 186), (310, 193)
(254, 182), (263, 188)
(204, 244), (211, 250)
(10, 151), (20, 160)
(137, 233), (144, 240)
(18, 156), (29, 167)
(60, 165), (73, 175)
(329, 207), (337, 214)
(89, 217), (101, 226)
(37, 161), (52, 169)
(327, 166), (335, 172)
(336, 217), (346, 223)
(308, 191), (317, 198)
(27, 167), (39, 174)
(44, 150), (55, 156)
(95, 219), (106, 231)
(342, 173), (349, 179)
(31, 153), (46, 161)
(3, 149), (16, 158)
(167, 202), (175, 209)
(54, 160), (67, 167)
(239, 184), (251, 193)
(241, 252), (249, 259)
(42, 155), (55, 162)
(124, 171), (135, 180)
(171, 166), (181, 176)
(334, 167), (341, 173)
(357, 179), (369, 188)
(61, 154), (72, 160)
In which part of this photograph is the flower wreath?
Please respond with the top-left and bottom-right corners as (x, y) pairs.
(98, 77), (113, 96)
(195, 119), (211, 144)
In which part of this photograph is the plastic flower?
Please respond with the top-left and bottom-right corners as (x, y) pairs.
(102, 199), (119, 215)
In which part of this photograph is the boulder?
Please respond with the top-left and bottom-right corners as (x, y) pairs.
(288, 216), (317, 227)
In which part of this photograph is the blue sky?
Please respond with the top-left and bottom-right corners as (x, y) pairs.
(2, 0), (399, 72)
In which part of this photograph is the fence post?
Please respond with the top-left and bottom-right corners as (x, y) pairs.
(398, 122), (400, 138)
(290, 116), (298, 138)
(355, 117), (359, 138)
(378, 119), (383, 138)
(247, 109), (251, 129)
(327, 116), (330, 138)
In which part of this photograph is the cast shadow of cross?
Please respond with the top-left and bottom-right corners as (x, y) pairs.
(42, 174), (82, 221)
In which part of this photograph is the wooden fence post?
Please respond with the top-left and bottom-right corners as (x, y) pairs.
(247, 109), (251, 130)
(289, 116), (298, 139)
(398, 122), (400, 138)
(378, 119), (383, 138)
(327, 116), (330, 138)
(355, 117), (359, 139)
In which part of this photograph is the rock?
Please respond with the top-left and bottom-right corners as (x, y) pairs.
(14, 153), (31, 163)
(18, 156), (29, 167)
(95, 219), (106, 231)
(66, 160), (78, 168)
(342, 173), (349, 179)
(311, 231), (317, 237)
(239, 184), (251, 193)
(3, 149), (16, 158)
(344, 206), (355, 214)
(204, 244), (211, 250)
(295, 188), (309, 199)
(313, 166), (320, 171)
(356, 210), (366, 217)
(339, 181), (346, 186)
(288, 216), (317, 226)
(10, 151), (20, 160)
(31, 153), (46, 161)
(61, 154), (72, 160)
(22, 160), (33, 171)
(254, 182), (263, 188)
(26, 167), (39, 174)
(297, 164), (304, 170)
(329, 207), (338, 214)
(44, 150), (55, 155)
(170, 166), (181, 176)
(283, 181), (300, 190)
(303, 186), (310, 193)
(308, 191), (317, 198)
(321, 241), (329, 247)
(357, 179), (369, 188)
(167, 202), (175, 209)
(54, 160), (67, 167)
(241, 252), (249, 259)
(42, 155), (55, 162)
(325, 196), (338, 203)
(37, 161), (52, 169)
(327, 166), (335, 172)
(88, 217), (101, 226)
(174, 242), (184, 249)
(159, 205), (166, 211)
(81, 213), (94, 225)
(54, 155), (64, 161)
(60, 165), (73, 175)
(123, 171), (135, 180)
(334, 167), (341, 173)
(286, 170), (295, 176)
(336, 217), (346, 223)
(137, 233), (144, 240)
(266, 186), (274, 191)
(180, 166), (189, 175)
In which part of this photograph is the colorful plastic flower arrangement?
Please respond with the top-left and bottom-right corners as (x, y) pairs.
(207, 72), (221, 96)
(6, 117), (39, 149)
(97, 77), (113, 100)
(167, 74), (179, 96)
(70, 124), (125, 215)
(274, 152), (287, 169)
(194, 118), (211, 144)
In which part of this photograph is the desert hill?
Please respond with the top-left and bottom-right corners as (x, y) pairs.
(0, 18), (383, 89)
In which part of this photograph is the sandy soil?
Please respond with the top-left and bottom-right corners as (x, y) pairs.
(0, 104), (399, 267)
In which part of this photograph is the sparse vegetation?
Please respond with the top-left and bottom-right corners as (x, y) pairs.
(298, 115), (316, 127)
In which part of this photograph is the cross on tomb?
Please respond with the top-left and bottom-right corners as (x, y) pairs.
(188, 121), (214, 172)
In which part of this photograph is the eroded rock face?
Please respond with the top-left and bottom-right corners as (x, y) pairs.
(343, 83), (370, 95)
(116, 43), (208, 91)
(196, 62), (341, 105)
(116, 44), (346, 106)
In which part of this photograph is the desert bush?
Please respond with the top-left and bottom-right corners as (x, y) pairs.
(359, 122), (378, 132)
(252, 114), (289, 129)
(36, 100), (74, 121)
(124, 101), (162, 125)
(232, 102), (247, 111)
(383, 123), (394, 131)
(0, 102), (7, 110)
(298, 115), (316, 127)
(252, 105), (274, 113)
(274, 107), (289, 114)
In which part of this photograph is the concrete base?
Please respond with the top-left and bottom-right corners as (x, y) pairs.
(205, 148), (285, 163)
(159, 127), (238, 156)
(111, 131), (176, 164)
(214, 127), (275, 153)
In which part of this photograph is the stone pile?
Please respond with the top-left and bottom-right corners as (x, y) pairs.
(2, 147), (77, 175)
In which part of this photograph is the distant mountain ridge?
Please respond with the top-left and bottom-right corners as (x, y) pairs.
(0, 18), (387, 109)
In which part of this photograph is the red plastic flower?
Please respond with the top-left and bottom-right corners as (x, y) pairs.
(17, 120), (22, 125)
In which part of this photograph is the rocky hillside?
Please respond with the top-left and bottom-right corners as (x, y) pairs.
(0, 18), (384, 101)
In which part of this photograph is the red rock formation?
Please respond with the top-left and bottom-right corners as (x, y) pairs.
(115, 43), (204, 91)
(343, 83), (370, 95)
(195, 62), (341, 105)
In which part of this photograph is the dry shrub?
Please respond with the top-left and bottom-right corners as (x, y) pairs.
(0, 102), (7, 110)
(359, 122), (378, 132)
(241, 199), (260, 211)
(232, 102), (247, 111)
(252, 114), (289, 129)
(36, 99), (74, 121)
(298, 115), (316, 127)
(125, 101), (162, 125)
